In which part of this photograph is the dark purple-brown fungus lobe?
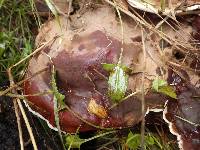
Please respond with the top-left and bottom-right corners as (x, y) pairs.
(24, 6), (170, 133)
(24, 30), (145, 132)
(164, 70), (200, 150)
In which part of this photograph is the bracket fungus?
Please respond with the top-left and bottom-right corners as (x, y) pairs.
(164, 70), (200, 150)
(24, 6), (168, 132)
(24, 3), (200, 149)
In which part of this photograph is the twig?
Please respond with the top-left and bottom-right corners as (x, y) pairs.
(7, 68), (24, 150)
(0, 67), (48, 96)
(96, 138), (118, 150)
(17, 99), (38, 150)
(113, 0), (124, 64)
(14, 99), (24, 150)
(5, 90), (52, 98)
(68, 0), (73, 17)
(7, 68), (38, 150)
(174, 115), (199, 127)
(48, 53), (66, 150)
(10, 36), (59, 70)
(168, 61), (200, 73)
(109, 91), (140, 110)
(140, 27), (147, 150)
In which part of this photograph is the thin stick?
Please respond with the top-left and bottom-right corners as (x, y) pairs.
(7, 68), (24, 150)
(174, 115), (199, 127)
(7, 68), (38, 150)
(10, 36), (59, 69)
(109, 91), (140, 110)
(5, 90), (52, 98)
(0, 67), (48, 96)
(13, 99), (24, 150)
(140, 27), (147, 150)
(113, 0), (124, 64)
(17, 99), (38, 150)
(168, 61), (200, 73)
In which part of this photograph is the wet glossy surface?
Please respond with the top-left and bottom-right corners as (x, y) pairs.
(24, 30), (143, 132)
(165, 88), (200, 150)
(24, 28), (170, 132)
(166, 70), (200, 150)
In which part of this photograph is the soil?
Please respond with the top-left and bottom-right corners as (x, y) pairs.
(0, 82), (62, 150)
(0, 96), (20, 150)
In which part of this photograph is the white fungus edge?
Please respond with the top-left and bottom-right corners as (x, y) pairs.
(162, 100), (183, 150)
(23, 100), (63, 132)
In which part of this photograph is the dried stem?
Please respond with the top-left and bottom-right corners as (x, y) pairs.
(10, 36), (59, 70)
(0, 67), (48, 96)
(7, 68), (24, 150)
(7, 68), (38, 150)
(13, 99), (24, 150)
(140, 27), (147, 149)
(5, 90), (52, 98)
(109, 91), (140, 110)
(113, 0), (124, 64)
(17, 99), (38, 150)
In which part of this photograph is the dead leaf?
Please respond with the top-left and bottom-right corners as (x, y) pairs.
(88, 98), (108, 119)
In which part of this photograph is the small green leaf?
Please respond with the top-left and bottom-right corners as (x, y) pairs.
(126, 132), (162, 150)
(65, 134), (85, 149)
(108, 66), (128, 102)
(145, 136), (154, 145)
(0, 43), (5, 57)
(126, 132), (141, 150)
(22, 40), (32, 57)
(159, 86), (177, 99)
(102, 63), (132, 73)
(120, 65), (132, 73)
(152, 78), (167, 92)
(102, 63), (116, 72)
(152, 78), (177, 99)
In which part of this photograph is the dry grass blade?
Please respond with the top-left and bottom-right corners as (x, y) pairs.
(7, 68), (24, 150)
(11, 35), (59, 70)
(5, 91), (52, 98)
(13, 99), (24, 150)
(140, 27), (147, 150)
(109, 91), (140, 110)
(17, 99), (38, 150)
(0, 67), (48, 96)
(113, 0), (124, 63)
(7, 68), (38, 150)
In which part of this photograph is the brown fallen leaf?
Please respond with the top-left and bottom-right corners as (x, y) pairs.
(88, 98), (108, 119)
